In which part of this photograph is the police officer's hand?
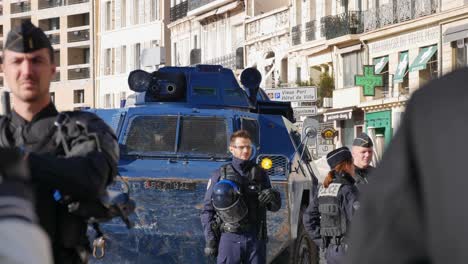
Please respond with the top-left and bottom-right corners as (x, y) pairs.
(0, 147), (29, 182)
(204, 240), (218, 257)
(258, 188), (276, 206)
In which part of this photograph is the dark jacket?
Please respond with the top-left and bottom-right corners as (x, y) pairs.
(347, 68), (468, 264)
(0, 103), (118, 264)
(303, 171), (359, 246)
(354, 165), (374, 185)
(200, 157), (280, 243)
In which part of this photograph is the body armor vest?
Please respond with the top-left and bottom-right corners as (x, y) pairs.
(318, 183), (347, 238)
(218, 164), (268, 239)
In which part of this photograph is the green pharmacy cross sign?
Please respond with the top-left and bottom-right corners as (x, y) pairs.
(354, 65), (383, 96)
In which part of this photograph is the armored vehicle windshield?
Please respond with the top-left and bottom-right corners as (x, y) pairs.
(122, 115), (229, 159)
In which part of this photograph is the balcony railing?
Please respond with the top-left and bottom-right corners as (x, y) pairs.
(170, 1), (188, 22)
(321, 11), (363, 40)
(66, 0), (89, 5)
(39, 0), (63, 9)
(47, 33), (60, 45)
(203, 52), (237, 70)
(363, 0), (438, 32)
(11, 2), (31, 14)
(188, 0), (216, 12)
(246, 9), (289, 41)
(68, 66), (90, 80)
(292, 24), (301, 45)
(68, 29), (89, 43)
(305, 20), (317, 42)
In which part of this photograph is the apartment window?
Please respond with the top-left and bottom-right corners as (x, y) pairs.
(133, 0), (139, 25)
(342, 51), (363, 88)
(121, 0), (126, 27)
(174, 42), (178, 66)
(454, 39), (468, 69)
(121, 45), (127, 73)
(151, 40), (159, 47)
(135, 43), (141, 69)
(419, 50), (438, 84)
(104, 48), (111, 75)
(50, 92), (55, 103)
(151, 0), (158, 21)
(105, 1), (112, 30)
(73, 89), (84, 104)
(296, 67), (301, 83)
(53, 49), (60, 65)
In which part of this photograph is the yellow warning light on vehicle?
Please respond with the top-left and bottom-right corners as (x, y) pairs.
(261, 158), (273, 170)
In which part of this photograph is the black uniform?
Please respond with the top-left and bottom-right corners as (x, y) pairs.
(0, 104), (118, 264)
(354, 165), (374, 184)
(347, 68), (468, 264)
(201, 157), (281, 264)
(303, 171), (359, 264)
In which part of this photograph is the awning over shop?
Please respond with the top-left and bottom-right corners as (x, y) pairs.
(444, 24), (468, 43)
(409, 45), (437, 72)
(373, 56), (389, 74)
(394, 51), (408, 83)
(323, 107), (355, 122)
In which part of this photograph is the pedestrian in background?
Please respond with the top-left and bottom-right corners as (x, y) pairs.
(351, 133), (374, 184)
(303, 147), (359, 264)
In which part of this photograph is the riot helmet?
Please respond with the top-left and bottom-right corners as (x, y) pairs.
(212, 180), (248, 224)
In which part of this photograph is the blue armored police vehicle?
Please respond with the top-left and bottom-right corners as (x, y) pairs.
(89, 65), (320, 263)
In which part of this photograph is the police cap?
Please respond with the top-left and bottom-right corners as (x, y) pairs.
(4, 20), (53, 54)
(353, 132), (374, 148)
(326, 147), (352, 169)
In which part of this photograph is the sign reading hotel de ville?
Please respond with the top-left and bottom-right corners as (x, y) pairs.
(369, 26), (439, 55)
(263, 87), (317, 102)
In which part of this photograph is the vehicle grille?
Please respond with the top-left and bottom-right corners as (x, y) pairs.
(256, 154), (289, 180)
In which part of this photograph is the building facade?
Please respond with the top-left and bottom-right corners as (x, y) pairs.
(168, 0), (247, 75)
(287, 0), (468, 158)
(0, 0), (93, 111)
(95, 0), (171, 108)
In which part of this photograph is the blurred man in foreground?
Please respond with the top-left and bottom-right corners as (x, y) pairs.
(347, 68), (468, 264)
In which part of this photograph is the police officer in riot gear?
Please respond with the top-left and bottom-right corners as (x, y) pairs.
(351, 133), (374, 184)
(303, 147), (359, 264)
(201, 130), (281, 264)
(0, 21), (119, 263)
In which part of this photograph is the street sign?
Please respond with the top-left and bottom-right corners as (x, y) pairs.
(321, 127), (337, 140)
(317, 144), (334, 156)
(263, 87), (317, 102)
(293, 106), (317, 117)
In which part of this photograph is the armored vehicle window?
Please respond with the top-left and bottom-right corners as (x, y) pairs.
(179, 117), (227, 155)
(193, 87), (216, 96)
(125, 116), (178, 153)
(240, 118), (259, 147)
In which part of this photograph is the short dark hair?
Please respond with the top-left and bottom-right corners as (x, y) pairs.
(230, 130), (251, 145)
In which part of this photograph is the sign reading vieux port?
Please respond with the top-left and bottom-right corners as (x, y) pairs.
(263, 87), (317, 102)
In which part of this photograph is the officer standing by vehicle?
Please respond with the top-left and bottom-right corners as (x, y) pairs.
(351, 133), (374, 184)
(201, 130), (281, 264)
(303, 147), (359, 264)
(0, 21), (119, 263)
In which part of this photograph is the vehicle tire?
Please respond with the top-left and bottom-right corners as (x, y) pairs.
(289, 206), (319, 264)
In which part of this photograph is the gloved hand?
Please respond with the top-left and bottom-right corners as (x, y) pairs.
(0, 147), (29, 182)
(204, 240), (218, 257)
(258, 188), (276, 206)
